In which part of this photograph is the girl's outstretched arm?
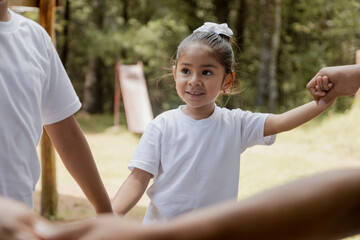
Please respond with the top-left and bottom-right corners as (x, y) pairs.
(112, 168), (152, 216)
(263, 100), (334, 136)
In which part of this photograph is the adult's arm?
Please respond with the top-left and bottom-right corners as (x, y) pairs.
(307, 64), (360, 104)
(44, 115), (112, 214)
(36, 168), (360, 240)
(161, 168), (360, 240)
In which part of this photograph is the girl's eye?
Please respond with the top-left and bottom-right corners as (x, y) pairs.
(202, 70), (212, 76)
(181, 68), (190, 74)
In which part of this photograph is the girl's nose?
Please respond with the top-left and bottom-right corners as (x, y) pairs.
(188, 75), (201, 86)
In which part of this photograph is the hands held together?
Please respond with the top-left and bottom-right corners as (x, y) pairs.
(307, 65), (360, 105)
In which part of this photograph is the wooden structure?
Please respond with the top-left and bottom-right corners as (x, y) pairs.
(9, 0), (60, 218)
(9, 0), (60, 8)
(114, 61), (154, 133)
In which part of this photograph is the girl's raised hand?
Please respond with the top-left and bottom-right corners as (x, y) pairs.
(310, 76), (334, 104)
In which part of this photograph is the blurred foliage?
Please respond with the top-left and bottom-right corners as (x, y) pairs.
(75, 112), (114, 133)
(52, 0), (360, 115)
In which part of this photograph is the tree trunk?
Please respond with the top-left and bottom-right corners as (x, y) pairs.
(214, 0), (230, 23)
(60, 0), (70, 66)
(256, 0), (281, 112)
(224, 0), (247, 109)
(83, 57), (99, 113)
(123, 0), (129, 24)
(234, 0), (247, 52)
(268, 0), (281, 112)
(82, 0), (104, 113)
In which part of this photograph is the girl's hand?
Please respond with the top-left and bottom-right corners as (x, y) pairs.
(315, 76), (333, 92)
(310, 76), (333, 104)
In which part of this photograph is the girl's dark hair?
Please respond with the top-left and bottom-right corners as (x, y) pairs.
(175, 31), (235, 74)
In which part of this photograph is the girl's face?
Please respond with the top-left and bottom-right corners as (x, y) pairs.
(173, 43), (232, 119)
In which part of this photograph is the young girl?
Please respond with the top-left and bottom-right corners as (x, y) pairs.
(112, 22), (334, 224)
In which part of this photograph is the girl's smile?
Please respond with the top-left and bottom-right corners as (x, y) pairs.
(185, 90), (205, 96)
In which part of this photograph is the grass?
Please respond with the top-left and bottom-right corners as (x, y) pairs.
(239, 106), (360, 200)
(35, 105), (360, 239)
(75, 112), (115, 133)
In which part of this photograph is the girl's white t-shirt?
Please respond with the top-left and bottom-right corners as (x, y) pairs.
(0, 10), (81, 207)
(129, 105), (276, 224)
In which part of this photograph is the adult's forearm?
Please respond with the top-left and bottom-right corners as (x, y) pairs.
(44, 116), (112, 214)
(62, 142), (113, 214)
(156, 169), (360, 240)
(58, 132), (112, 213)
(332, 64), (360, 86)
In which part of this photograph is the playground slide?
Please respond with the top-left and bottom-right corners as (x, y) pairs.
(115, 62), (154, 134)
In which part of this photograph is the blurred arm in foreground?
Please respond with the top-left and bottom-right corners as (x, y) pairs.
(35, 168), (360, 240)
(0, 196), (40, 240)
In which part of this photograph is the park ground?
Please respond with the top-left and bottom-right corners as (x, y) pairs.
(34, 105), (360, 239)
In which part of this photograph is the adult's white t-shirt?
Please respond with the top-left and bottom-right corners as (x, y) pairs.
(0, 10), (81, 207)
(129, 105), (276, 224)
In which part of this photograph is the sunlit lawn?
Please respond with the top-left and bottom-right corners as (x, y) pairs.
(35, 106), (360, 239)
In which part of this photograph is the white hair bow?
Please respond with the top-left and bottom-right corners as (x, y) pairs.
(193, 22), (233, 38)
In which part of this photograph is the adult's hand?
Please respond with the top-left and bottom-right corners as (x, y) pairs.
(0, 196), (40, 240)
(307, 65), (360, 104)
(35, 214), (148, 240)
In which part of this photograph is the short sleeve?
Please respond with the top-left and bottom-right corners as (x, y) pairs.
(41, 31), (81, 125)
(239, 111), (276, 153)
(264, 134), (276, 145)
(128, 123), (162, 177)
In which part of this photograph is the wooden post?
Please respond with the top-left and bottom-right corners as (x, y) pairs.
(355, 50), (360, 101)
(9, 0), (61, 8)
(40, 128), (57, 218)
(114, 61), (121, 127)
(39, 0), (57, 218)
(9, 0), (38, 7)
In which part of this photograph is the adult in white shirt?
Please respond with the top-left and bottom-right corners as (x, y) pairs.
(0, 0), (112, 212)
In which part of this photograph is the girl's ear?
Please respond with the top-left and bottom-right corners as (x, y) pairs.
(222, 72), (235, 91)
(172, 66), (176, 82)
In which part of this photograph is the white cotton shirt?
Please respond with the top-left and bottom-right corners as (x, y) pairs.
(129, 105), (276, 224)
(0, 10), (81, 207)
